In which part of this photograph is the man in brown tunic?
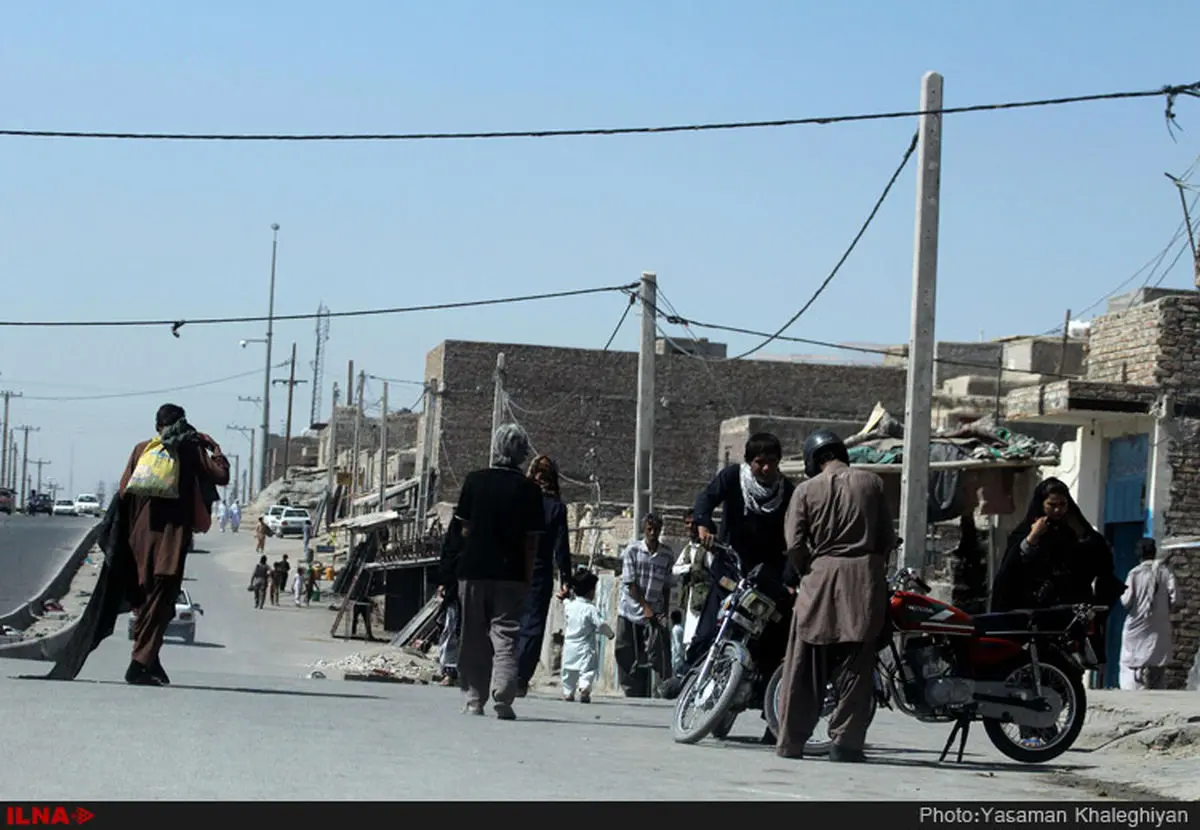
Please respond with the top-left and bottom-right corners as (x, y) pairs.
(776, 429), (893, 762)
(119, 403), (229, 686)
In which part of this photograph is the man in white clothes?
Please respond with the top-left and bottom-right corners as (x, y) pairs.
(671, 509), (708, 648)
(1119, 538), (1177, 690)
(560, 570), (614, 703)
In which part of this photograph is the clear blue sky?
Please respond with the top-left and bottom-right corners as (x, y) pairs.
(1, 1), (1197, 496)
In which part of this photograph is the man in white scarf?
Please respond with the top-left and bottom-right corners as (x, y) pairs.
(1119, 538), (1177, 690)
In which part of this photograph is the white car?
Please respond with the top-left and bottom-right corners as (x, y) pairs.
(52, 499), (77, 516)
(128, 588), (204, 644)
(263, 504), (287, 533)
(276, 507), (312, 537)
(74, 493), (102, 517)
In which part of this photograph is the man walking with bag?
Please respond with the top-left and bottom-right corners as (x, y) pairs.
(120, 403), (229, 686)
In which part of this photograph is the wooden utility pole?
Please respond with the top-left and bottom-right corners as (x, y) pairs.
(490, 353), (507, 449)
(898, 71), (944, 572)
(416, 379), (439, 531)
(272, 342), (307, 481)
(633, 271), (657, 532)
(378, 381), (389, 511)
(348, 371), (365, 514)
(228, 454), (241, 501)
(0, 390), (20, 489)
(1057, 309), (1072, 376)
(15, 425), (38, 507)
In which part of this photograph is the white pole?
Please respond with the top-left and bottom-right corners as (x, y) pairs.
(490, 353), (506, 448)
(633, 272), (657, 534)
(899, 71), (944, 573)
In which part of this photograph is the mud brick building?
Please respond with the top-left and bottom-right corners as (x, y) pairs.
(419, 339), (908, 508)
(1007, 287), (1200, 688)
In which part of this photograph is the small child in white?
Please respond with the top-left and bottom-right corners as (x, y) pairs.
(561, 571), (614, 703)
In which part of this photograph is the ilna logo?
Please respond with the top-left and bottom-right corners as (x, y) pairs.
(4, 807), (94, 825)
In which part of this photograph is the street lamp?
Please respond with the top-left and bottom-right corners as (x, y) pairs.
(260, 224), (280, 493)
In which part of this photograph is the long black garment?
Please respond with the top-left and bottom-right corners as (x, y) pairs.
(516, 494), (571, 685)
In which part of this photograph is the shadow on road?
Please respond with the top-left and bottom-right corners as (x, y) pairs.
(173, 641), (225, 649)
(11, 675), (386, 701)
(515, 715), (669, 732)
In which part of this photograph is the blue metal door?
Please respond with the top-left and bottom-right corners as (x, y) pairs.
(1098, 434), (1149, 688)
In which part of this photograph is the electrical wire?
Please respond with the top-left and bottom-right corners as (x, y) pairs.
(0, 282), (638, 330)
(2, 83), (1196, 142)
(728, 132), (919, 360)
(22, 361), (290, 401)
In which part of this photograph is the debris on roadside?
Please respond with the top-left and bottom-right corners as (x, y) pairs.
(310, 647), (440, 684)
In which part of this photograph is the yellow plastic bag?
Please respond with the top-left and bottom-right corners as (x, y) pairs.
(125, 436), (180, 499)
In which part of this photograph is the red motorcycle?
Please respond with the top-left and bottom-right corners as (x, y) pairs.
(764, 567), (1103, 764)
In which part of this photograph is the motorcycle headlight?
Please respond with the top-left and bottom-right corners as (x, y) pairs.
(738, 589), (774, 620)
(718, 576), (738, 592)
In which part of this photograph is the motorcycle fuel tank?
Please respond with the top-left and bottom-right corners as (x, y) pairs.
(890, 591), (975, 635)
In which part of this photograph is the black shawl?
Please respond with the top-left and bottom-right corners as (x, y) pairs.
(991, 477), (1125, 613)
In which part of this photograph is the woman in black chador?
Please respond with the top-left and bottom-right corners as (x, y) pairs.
(992, 477), (1125, 621)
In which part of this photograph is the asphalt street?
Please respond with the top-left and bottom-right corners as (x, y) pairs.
(0, 511), (96, 619)
(0, 529), (1117, 801)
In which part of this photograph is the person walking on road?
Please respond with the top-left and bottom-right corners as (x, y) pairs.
(452, 423), (545, 720)
(217, 501), (228, 533)
(255, 517), (268, 554)
(291, 566), (305, 606)
(118, 403), (229, 686)
(250, 555), (270, 609)
(775, 430), (893, 763)
(1119, 538), (1177, 690)
(614, 513), (674, 698)
(229, 501), (241, 533)
(515, 454), (573, 697)
(560, 570), (613, 703)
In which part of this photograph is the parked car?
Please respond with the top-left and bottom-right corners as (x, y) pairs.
(27, 494), (53, 515)
(262, 504), (288, 534)
(276, 507), (312, 537)
(52, 499), (77, 516)
(128, 588), (203, 644)
(74, 493), (102, 517)
(0, 488), (13, 514)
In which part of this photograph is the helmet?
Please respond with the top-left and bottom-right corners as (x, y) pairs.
(802, 429), (849, 478)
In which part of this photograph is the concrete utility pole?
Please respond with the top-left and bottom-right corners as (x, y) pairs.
(1057, 308), (1072, 376)
(0, 390), (20, 488)
(899, 71), (944, 573)
(324, 381), (338, 528)
(226, 424), (256, 501)
(8, 439), (17, 490)
(416, 379), (439, 531)
(378, 382), (389, 511)
(273, 342), (307, 481)
(15, 425), (38, 507)
(259, 223), (281, 493)
(490, 353), (506, 447)
(32, 458), (50, 494)
(349, 371), (365, 514)
(633, 271), (658, 534)
(228, 454), (241, 502)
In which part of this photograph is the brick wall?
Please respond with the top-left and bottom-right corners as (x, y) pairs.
(1086, 301), (1162, 385)
(425, 339), (907, 507)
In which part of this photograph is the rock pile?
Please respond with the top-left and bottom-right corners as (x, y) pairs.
(310, 647), (439, 684)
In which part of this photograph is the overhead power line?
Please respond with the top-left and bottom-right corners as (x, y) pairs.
(22, 361), (290, 401)
(728, 131), (919, 361)
(1, 82), (1196, 143)
(0, 283), (637, 332)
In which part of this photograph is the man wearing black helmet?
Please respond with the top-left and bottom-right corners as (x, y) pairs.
(775, 429), (893, 763)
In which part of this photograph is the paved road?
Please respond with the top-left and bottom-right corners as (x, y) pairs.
(0, 530), (1116, 801)
(0, 512), (96, 619)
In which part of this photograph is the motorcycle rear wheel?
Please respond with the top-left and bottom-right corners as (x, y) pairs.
(763, 664), (878, 756)
(982, 651), (1087, 764)
(672, 644), (746, 745)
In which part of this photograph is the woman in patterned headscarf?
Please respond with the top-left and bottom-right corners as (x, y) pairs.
(516, 454), (573, 696)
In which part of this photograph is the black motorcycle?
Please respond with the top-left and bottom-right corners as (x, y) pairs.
(671, 542), (794, 744)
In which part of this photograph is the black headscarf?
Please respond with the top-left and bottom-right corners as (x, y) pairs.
(991, 477), (1125, 612)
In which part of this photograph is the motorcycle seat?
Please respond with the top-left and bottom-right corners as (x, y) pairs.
(974, 606), (1078, 636)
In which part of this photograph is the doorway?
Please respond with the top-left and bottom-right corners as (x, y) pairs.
(1098, 433), (1149, 689)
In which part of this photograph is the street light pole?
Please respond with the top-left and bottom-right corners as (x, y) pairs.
(259, 223), (280, 493)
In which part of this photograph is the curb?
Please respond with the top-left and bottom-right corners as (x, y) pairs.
(0, 523), (100, 632)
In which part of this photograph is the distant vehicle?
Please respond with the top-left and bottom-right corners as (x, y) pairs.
(262, 504), (288, 533)
(52, 499), (77, 516)
(128, 588), (203, 644)
(74, 493), (102, 517)
(27, 494), (53, 515)
(0, 488), (12, 514)
(276, 507), (312, 537)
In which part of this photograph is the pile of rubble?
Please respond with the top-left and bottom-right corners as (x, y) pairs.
(248, 468), (328, 515)
(308, 646), (441, 684)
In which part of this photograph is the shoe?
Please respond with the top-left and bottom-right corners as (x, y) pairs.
(494, 702), (516, 721)
(149, 658), (171, 686)
(515, 681), (529, 698)
(563, 692), (576, 702)
(657, 676), (684, 700)
(775, 745), (804, 760)
(124, 661), (163, 687)
(463, 701), (484, 716)
(829, 745), (866, 763)
(579, 690), (591, 704)
(759, 726), (775, 745)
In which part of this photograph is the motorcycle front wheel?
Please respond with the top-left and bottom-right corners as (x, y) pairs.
(762, 664), (879, 756)
(672, 643), (746, 744)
